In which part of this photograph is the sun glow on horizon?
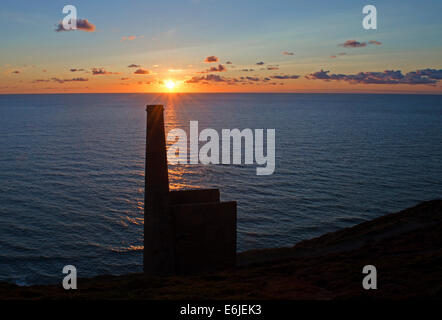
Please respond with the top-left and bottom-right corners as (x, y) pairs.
(165, 80), (176, 91)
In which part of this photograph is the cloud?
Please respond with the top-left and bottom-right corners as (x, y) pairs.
(306, 70), (331, 80)
(241, 69), (255, 72)
(208, 64), (226, 72)
(256, 61), (265, 65)
(55, 19), (96, 32)
(185, 74), (286, 86)
(133, 68), (150, 75)
(120, 77), (130, 80)
(414, 68), (442, 80)
(226, 61), (233, 64)
(185, 73), (299, 86)
(36, 77), (88, 84)
(330, 53), (346, 59)
(12, 70), (20, 74)
(70, 68), (84, 72)
(270, 74), (300, 80)
(53, 77), (88, 83)
(204, 56), (219, 63)
(338, 40), (381, 48)
(305, 69), (442, 85)
(267, 66), (279, 70)
(121, 35), (144, 41)
(128, 64), (140, 68)
(186, 74), (227, 83)
(186, 74), (255, 85)
(92, 68), (120, 75)
(199, 64), (226, 73)
(339, 40), (367, 48)
(282, 51), (294, 56)
(241, 76), (260, 82)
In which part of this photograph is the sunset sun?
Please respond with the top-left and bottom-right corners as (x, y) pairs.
(165, 80), (176, 90)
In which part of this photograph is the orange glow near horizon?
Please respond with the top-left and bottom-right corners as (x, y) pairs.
(1, 72), (442, 94)
(164, 80), (177, 91)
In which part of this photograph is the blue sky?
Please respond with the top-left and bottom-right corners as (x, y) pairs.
(1, 0), (441, 93)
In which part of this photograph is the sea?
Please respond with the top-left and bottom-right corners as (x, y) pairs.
(0, 93), (441, 285)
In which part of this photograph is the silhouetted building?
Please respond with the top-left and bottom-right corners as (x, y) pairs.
(144, 105), (236, 275)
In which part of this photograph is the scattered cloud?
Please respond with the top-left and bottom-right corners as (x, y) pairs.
(121, 35), (144, 41)
(369, 40), (382, 45)
(200, 64), (226, 73)
(185, 74), (255, 85)
(133, 68), (150, 75)
(52, 77), (88, 83)
(241, 76), (260, 82)
(270, 74), (300, 80)
(137, 81), (153, 85)
(256, 61), (265, 65)
(70, 68), (84, 72)
(33, 77), (88, 84)
(186, 74), (227, 83)
(204, 56), (219, 63)
(330, 53), (346, 59)
(92, 68), (120, 75)
(55, 19), (96, 32)
(305, 69), (442, 85)
(414, 68), (442, 80)
(241, 69), (255, 72)
(339, 40), (367, 48)
(185, 74), (288, 86)
(209, 64), (226, 72)
(282, 51), (294, 56)
(128, 64), (140, 68)
(267, 66), (279, 70)
(338, 40), (381, 48)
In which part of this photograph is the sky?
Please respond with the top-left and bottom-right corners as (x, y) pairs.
(0, 0), (441, 94)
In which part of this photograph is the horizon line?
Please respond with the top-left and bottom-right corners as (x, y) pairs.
(1, 91), (441, 96)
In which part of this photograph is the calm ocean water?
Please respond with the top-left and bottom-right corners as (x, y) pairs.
(0, 93), (441, 285)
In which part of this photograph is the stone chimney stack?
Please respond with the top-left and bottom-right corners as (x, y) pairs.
(144, 105), (236, 276)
